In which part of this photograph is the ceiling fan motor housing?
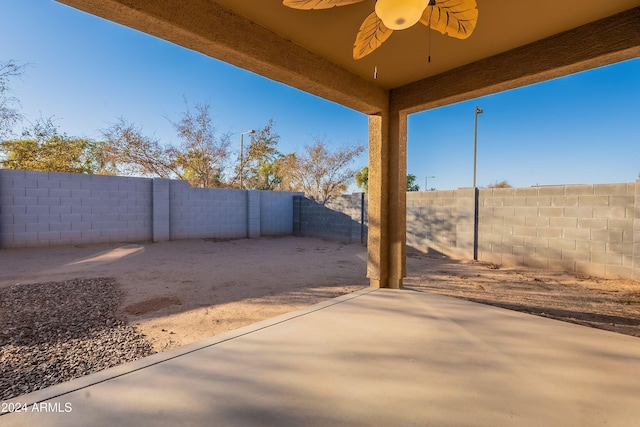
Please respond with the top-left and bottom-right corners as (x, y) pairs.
(375, 0), (430, 30)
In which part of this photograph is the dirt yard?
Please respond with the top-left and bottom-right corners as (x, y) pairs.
(1, 236), (639, 354)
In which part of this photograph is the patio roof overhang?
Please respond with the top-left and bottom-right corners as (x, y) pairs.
(56, 0), (640, 288)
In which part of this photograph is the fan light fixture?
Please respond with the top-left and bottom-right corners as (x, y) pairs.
(375, 0), (429, 30)
(282, 0), (478, 60)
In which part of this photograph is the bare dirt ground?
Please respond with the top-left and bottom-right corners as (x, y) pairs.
(1, 236), (639, 356)
(404, 250), (640, 338)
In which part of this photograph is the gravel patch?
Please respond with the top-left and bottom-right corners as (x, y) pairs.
(0, 278), (155, 400)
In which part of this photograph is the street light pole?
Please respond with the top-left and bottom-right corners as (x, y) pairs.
(473, 106), (483, 188)
(473, 106), (483, 261)
(239, 130), (255, 189)
(425, 176), (435, 191)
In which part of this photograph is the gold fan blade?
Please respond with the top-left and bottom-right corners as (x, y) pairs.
(420, 0), (478, 39)
(353, 12), (393, 60)
(283, 0), (365, 10)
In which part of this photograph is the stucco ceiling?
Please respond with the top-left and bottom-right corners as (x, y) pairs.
(56, 0), (640, 114)
(213, 0), (639, 89)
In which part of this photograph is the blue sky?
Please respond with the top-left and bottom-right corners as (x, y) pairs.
(1, 0), (638, 191)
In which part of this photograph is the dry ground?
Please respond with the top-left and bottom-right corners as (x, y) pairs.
(1, 236), (639, 355)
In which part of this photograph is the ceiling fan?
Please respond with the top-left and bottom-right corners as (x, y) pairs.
(282, 0), (479, 60)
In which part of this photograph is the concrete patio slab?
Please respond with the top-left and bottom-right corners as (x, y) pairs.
(3, 288), (640, 426)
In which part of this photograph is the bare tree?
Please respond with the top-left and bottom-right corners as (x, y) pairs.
(102, 117), (177, 178)
(171, 100), (231, 188)
(487, 179), (512, 188)
(234, 118), (283, 190)
(278, 138), (364, 203)
(0, 60), (26, 139)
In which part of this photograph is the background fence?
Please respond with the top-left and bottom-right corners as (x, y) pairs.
(1, 169), (638, 279)
(294, 182), (640, 280)
(0, 169), (301, 247)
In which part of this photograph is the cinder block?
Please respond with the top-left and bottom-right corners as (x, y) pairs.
(514, 207), (538, 218)
(539, 207), (563, 217)
(526, 197), (551, 207)
(457, 187), (475, 198)
(525, 217), (549, 227)
(502, 216), (525, 227)
(594, 183), (627, 195)
(37, 197), (61, 206)
(607, 218), (633, 231)
(591, 229), (623, 243)
(503, 197), (527, 207)
(591, 252), (622, 265)
(502, 235), (524, 247)
(563, 228), (591, 240)
(513, 226), (537, 237)
(481, 233), (502, 244)
(12, 178), (38, 188)
(26, 205), (50, 215)
(38, 214), (61, 223)
(575, 240), (605, 254)
(523, 236), (549, 248)
(71, 189), (91, 199)
(60, 180), (82, 190)
(548, 238), (576, 251)
(610, 195), (634, 207)
(36, 179), (60, 189)
(26, 188), (50, 197)
(491, 188), (514, 197)
(537, 186), (566, 196)
(3, 187), (26, 197)
(564, 206), (593, 218)
(49, 223), (71, 232)
(606, 242), (633, 255)
(47, 172), (72, 182)
(2, 205), (26, 215)
(27, 223), (49, 233)
(578, 218), (607, 229)
(537, 228), (562, 238)
(578, 195), (609, 207)
(482, 216), (503, 226)
(514, 187), (537, 197)
(552, 196), (578, 207)
(10, 213), (38, 224)
(566, 185), (593, 196)
(593, 206), (626, 219)
(3, 223), (26, 233)
(550, 217), (576, 228)
(14, 196), (38, 206)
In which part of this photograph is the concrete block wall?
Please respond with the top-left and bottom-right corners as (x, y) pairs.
(0, 169), (153, 247)
(0, 169), (301, 248)
(635, 182), (640, 279)
(293, 193), (366, 244)
(477, 182), (637, 278)
(168, 181), (247, 240)
(259, 190), (302, 236)
(407, 190), (461, 256)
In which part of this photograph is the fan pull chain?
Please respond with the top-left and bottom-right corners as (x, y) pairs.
(428, 5), (434, 63)
(374, 66), (378, 79)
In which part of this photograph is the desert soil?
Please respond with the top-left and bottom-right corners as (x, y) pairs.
(1, 236), (639, 355)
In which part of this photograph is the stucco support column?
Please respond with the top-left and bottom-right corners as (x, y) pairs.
(367, 111), (407, 289)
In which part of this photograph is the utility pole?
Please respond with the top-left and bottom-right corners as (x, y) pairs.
(473, 106), (483, 261)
